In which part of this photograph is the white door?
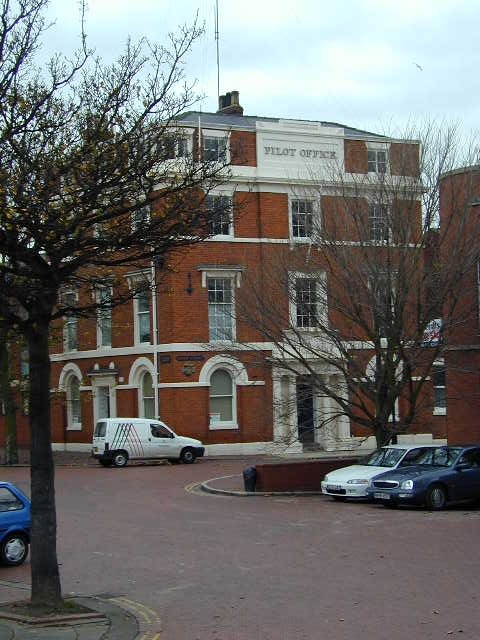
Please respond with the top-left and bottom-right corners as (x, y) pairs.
(97, 386), (110, 419)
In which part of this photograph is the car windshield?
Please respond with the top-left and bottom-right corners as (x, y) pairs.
(365, 448), (408, 468)
(412, 447), (464, 467)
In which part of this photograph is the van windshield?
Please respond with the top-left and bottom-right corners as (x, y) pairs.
(94, 421), (107, 437)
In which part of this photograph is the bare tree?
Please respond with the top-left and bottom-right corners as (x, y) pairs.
(0, 323), (20, 464)
(0, 0), (231, 609)
(238, 121), (480, 450)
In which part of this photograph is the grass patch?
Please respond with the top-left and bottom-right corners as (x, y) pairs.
(0, 598), (99, 620)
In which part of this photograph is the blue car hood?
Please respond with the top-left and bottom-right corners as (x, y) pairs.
(374, 465), (446, 481)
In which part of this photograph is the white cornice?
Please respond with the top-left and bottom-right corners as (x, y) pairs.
(51, 342), (274, 362)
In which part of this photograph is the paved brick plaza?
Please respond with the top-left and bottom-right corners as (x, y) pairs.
(1, 457), (478, 639)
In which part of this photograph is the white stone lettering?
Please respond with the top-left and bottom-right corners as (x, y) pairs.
(299, 149), (336, 159)
(264, 146), (296, 157)
(264, 145), (336, 160)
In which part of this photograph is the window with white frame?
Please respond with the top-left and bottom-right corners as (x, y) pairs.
(177, 136), (189, 158)
(291, 199), (316, 240)
(294, 277), (325, 329)
(208, 277), (234, 341)
(209, 368), (235, 428)
(96, 286), (112, 348)
(141, 371), (155, 418)
(433, 361), (446, 414)
(369, 204), (390, 242)
(66, 375), (82, 429)
(206, 194), (233, 236)
(135, 289), (151, 344)
(131, 204), (151, 233)
(162, 133), (190, 159)
(204, 135), (227, 162)
(369, 271), (395, 336)
(63, 291), (78, 352)
(368, 148), (388, 174)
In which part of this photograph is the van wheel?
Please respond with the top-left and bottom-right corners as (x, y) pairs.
(180, 448), (196, 464)
(113, 451), (128, 468)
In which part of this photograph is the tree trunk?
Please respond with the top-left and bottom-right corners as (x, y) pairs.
(374, 419), (392, 449)
(27, 316), (62, 607)
(4, 403), (18, 465)
(0, 326), (18, 465)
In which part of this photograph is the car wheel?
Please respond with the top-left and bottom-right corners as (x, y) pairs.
(180, 448), (196, 464)
(426, 484), (447, 510)
(332, 496), (347, 502)
(112, 451), (128, 468)
(1, 533), (29, 566)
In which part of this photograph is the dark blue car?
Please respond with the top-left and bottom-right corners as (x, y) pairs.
(367, 446), (480, 510)
(0, 481), (31, 566)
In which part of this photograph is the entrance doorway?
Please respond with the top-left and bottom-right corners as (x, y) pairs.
(96, 385), (111, 420)
(296, 381), (314, 444)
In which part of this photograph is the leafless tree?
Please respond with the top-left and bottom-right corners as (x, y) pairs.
(238, 121), (480, 450)
(0, 0), (231, 609)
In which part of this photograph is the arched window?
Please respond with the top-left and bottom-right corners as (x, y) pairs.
(141, 371), (155, 419)
(209, 369), (234, 427)
(200, 356), (248, 431)
(67, 376), (82, 430)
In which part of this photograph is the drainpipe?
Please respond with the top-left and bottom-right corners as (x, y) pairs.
(151, 260), (159, 419)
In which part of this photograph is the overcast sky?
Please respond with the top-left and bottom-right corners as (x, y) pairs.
(45, 0), (479, 138)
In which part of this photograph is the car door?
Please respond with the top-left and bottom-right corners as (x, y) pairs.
(0, 485), (29, 535)
(452, 448), (480, 501)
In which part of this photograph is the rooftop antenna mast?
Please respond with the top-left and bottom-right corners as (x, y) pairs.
(214, 0), (220, 102)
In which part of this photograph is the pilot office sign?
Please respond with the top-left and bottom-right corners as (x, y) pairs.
(263, 145), (337, 160)
(259, 136), (340, 174)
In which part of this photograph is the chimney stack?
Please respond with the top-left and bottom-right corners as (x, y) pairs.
(217, 90), (243, 115)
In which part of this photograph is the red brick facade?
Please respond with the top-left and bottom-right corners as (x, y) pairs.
(1, 100), (449, 454)
(440, 166), (480, 444)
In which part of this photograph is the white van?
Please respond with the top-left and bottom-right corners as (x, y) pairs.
(92, 418), (205, 467)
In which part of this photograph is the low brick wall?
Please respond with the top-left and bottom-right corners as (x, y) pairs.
(254, 458), (360, 492)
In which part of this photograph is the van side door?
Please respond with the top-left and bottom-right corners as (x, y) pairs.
(147, 423), (178, 459)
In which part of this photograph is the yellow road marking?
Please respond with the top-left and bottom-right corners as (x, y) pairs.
(110, 596), (162, 634)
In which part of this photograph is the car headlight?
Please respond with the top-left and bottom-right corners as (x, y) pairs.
(346, 479), (369, 485)
(400, 479), (414, 490)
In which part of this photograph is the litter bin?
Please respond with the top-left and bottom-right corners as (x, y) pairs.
(242, 466), (257, 492)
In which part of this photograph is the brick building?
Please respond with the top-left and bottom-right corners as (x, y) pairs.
(4, 92), (448, 453)
(440, 165), (480, 444)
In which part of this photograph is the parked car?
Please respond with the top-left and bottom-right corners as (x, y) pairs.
(321, 444), (443, 501)
(367, 445), (480, 510)
(92, 417), (205, 467)
(0, 481), (31, 566)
